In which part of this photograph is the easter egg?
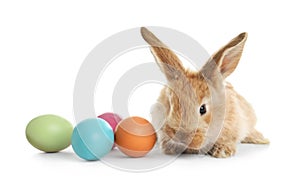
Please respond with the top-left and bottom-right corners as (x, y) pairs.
(98, 112), (122, 132)
(26, 114), (73, 153)
(115, 116), (157, 157)
(98, 112), (122, 148)
(71, 118), (114, 161)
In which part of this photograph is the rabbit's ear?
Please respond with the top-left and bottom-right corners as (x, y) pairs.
(141, 27), (185, 81)
(203, 32), (247, 79)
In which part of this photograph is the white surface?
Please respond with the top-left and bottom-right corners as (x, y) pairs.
(1, 0), (300, 195)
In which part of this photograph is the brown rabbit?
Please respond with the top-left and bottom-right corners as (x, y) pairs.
(141, 27), (269, 158)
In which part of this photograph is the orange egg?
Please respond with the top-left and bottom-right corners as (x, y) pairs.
(115, 116), (157, 157)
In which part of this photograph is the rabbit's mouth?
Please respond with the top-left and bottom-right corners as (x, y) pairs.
(173, 129), (205, 148)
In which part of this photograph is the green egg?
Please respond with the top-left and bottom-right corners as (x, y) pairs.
(26, 114), (73, 153)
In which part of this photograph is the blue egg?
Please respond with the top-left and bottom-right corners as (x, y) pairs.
(71, 118), (114, 161)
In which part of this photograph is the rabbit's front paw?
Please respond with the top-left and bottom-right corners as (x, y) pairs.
(208, 143), (236, 158)
(161, 139), (187, 155)
(184, 148), (200, 154)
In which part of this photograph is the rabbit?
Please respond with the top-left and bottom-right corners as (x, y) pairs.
(141, 27), (269, 158)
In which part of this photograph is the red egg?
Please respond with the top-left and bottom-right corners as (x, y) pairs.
(98, 112), (122, 149)
(115, 116), (157, 158)
(98, 112), (122, 132)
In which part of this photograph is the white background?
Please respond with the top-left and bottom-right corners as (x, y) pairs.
(1, 0), (299, 194)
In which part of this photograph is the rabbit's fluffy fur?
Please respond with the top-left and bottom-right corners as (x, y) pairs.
(141, 27), (269, 158)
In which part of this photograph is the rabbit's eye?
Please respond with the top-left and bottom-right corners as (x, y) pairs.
(199, 104), (206, 115)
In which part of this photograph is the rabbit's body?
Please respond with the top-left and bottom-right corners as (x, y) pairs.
(141, 27), (269, 158)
